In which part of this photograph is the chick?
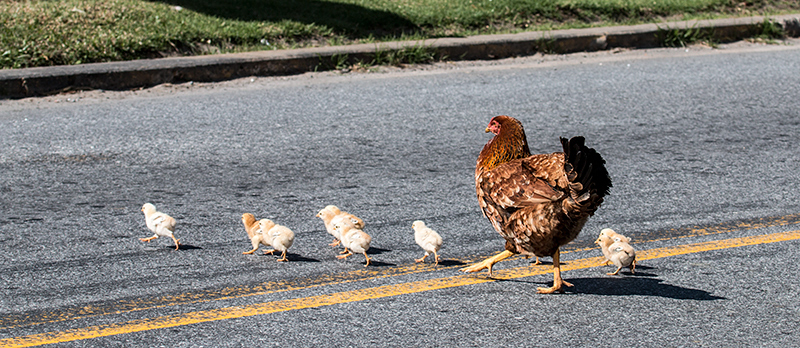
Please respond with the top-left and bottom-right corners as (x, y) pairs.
(140, 203), (180, 250)
(258, 219), (295, 262)
(595, 228), (636, 275)
(411, 220), (443, 265)
(600, 228), (631, 244)
(606, 241), (636, 275)
(333, 223), (372, 267)
(241, 213), (269, 255)
(316, 205), (364, 249)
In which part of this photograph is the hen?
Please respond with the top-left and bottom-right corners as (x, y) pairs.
(461, 115), (612, 294)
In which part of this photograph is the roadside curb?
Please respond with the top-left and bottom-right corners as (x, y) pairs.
(1, 14), (798, 99)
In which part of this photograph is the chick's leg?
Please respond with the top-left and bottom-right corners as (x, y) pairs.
(276, 250), (288, 262)
(363, 252), (371, 267)
(433, 251), (440, 265)
(415, 252), (429, 263)
(139, 235), (157, 242)
(537, 249), (573, 294)
(329, 239), (341, 247)
(336, 250), (353, 260)
(170, 236), (181, 250)
(460, 250), (515, 277)
(243, 240), (259, 254)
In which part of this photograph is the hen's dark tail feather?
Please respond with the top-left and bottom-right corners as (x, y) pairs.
(560, 136), (612, 216)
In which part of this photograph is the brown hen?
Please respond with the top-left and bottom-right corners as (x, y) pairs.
(461, 115), (612, 294)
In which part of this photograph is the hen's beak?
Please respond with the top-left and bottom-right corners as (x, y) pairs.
(485, 127), (491, 133)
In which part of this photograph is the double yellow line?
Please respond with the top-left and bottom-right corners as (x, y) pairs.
(3, 229), (800, 347)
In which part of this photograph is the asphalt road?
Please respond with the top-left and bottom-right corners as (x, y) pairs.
(1, 42), (800, 347)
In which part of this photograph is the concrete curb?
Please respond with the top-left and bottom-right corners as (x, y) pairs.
(1, 14), (798, 99)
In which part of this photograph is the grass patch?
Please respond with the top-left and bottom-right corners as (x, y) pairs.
(1, 0), (799, 69)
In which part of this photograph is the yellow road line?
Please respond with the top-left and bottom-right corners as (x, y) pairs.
(3, 229), (799, 348)
(7, 212), (799, 330)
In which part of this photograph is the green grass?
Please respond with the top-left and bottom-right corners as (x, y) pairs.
(1, 0), (799, 69)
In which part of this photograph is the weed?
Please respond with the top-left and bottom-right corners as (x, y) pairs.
(756, 18), (786, 40)
(657, 24), (710, 47)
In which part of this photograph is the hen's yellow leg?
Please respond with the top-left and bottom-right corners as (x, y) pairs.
(460, 250), (515, 277)
(537, 249), (573, 294)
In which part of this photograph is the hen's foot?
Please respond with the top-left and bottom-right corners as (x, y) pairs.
(460, 250), (514, 277)
(537, 279), (574, 294)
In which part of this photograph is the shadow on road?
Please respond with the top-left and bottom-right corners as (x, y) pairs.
(569, 277), (726, 300)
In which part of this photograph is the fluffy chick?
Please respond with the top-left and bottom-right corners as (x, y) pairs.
(333, 223), (372, 267)
(258, 219), (295, 262)
(412, 220), (443, 265)
(600, 228), (631, 244)
(316, 205), (364, 248)
(140, 203), (180, 250)
(606, 241), (636, 275)
(595, 228), (636, 275)
(241, 213), (270, 255)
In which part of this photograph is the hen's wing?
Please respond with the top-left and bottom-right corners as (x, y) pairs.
(476, 153), (566, 231)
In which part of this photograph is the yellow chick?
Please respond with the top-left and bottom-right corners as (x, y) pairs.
(600, 228), (631, 244)
(316, 205), (365, 248)
(258, 219), (295, 262)
(333, 223), (372, 267)
(140, 203), (180, 250)
(241, 213), (269, 255)
(606, 241), (636, 275)
(595, 228), (636, 275)
(412, 220), (443, 265)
